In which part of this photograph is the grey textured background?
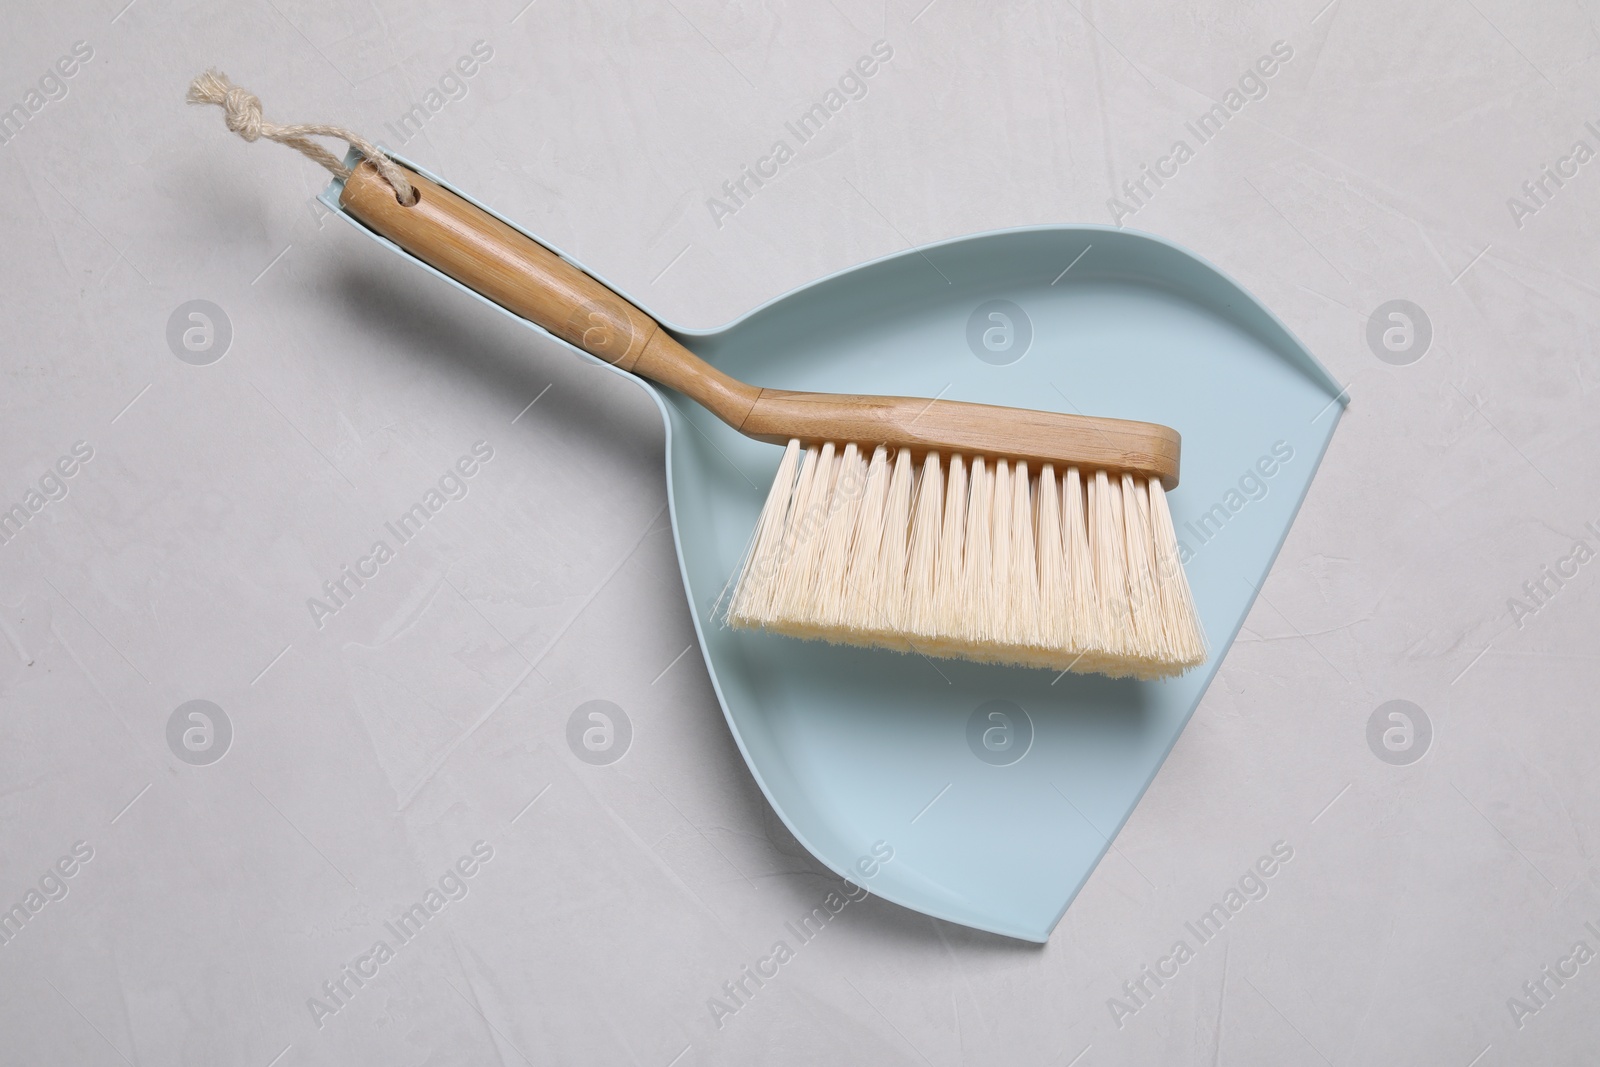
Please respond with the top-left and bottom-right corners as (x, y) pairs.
(2, 0), (1598, 1064)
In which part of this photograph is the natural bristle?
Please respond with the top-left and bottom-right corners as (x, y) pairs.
(726, 439), (1207, 680)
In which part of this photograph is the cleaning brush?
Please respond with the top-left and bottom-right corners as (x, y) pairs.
(189, 72), (1207, 680)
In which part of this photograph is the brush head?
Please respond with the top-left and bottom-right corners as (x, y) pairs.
(725, 440), (1207, 680)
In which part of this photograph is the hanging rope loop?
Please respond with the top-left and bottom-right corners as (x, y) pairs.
(186, 69), (416, 205)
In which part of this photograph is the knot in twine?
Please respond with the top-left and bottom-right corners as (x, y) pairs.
(186, 69), (415, 205)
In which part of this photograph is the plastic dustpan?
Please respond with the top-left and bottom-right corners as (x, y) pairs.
(321, 153), (1346, 942)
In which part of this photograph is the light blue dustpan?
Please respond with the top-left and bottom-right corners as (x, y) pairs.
(321, 153), (1345, 942)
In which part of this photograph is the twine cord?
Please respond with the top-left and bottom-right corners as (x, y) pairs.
(186, 69), (416, 205)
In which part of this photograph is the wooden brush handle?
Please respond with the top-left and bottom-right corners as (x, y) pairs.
(340, 161), (1181, 487)
(339, 161), (761, 425)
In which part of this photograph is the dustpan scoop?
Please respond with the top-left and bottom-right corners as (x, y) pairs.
(316, 149), (1345, 941)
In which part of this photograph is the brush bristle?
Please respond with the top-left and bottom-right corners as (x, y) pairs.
(726, 439), (1207, 680)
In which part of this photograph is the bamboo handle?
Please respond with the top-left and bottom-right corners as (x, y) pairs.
(339, 161), (760, 426)
(340, 160), (1181, 487)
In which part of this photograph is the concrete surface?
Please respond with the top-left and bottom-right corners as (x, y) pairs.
(1, 0), (1598, 1063)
